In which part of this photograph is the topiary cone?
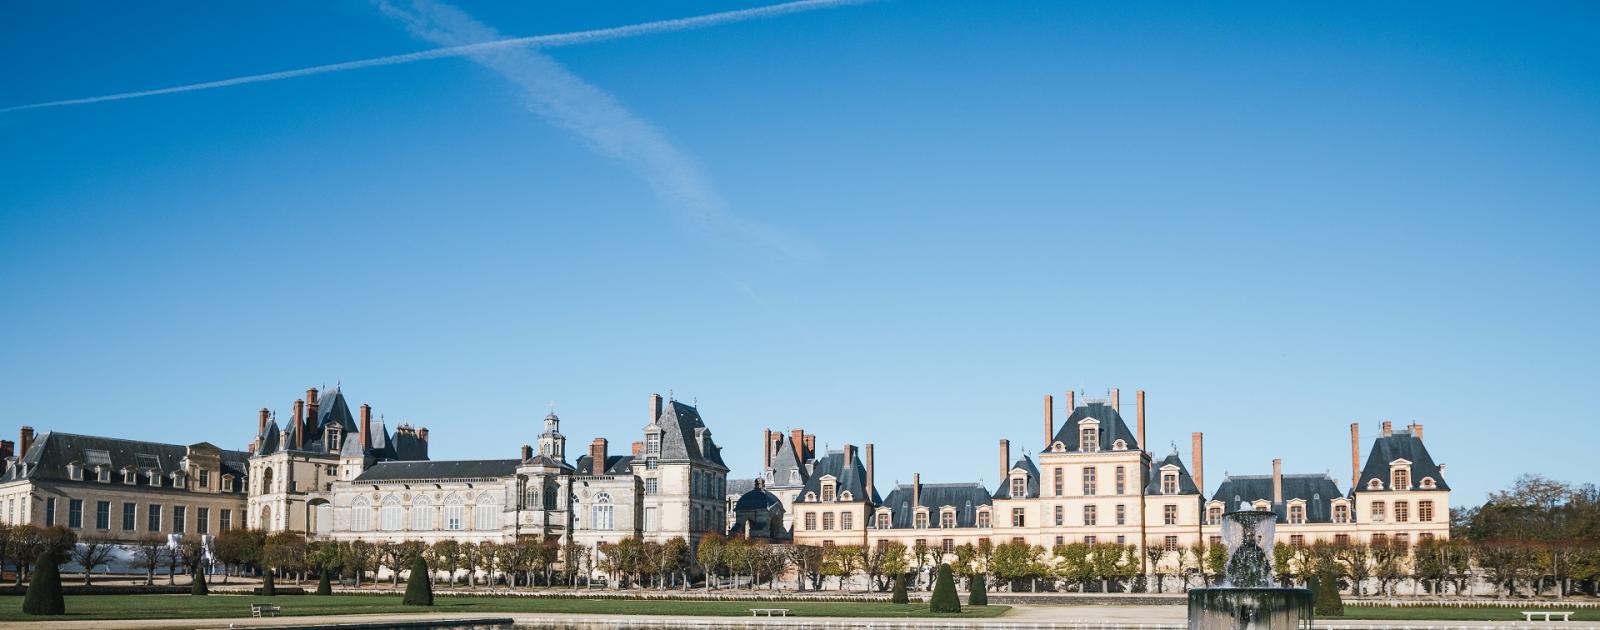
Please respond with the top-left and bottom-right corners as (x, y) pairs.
(891, 573), (908, 604)
(22, 554), (65, 615)
(262, 570), (276, 596)
(192, 568), (209, 596)
(968, 572), (988, 606)
(929, 563), (960, 613)
(316, 570), (333, 596)
(403, 555), (434, 606)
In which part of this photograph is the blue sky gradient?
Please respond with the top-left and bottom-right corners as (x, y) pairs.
(3, 1), (1597, 504)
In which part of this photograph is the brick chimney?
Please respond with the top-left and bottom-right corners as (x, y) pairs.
(649, 393), (663, 424)
(1043, 394), (1054, 447)
(998, 439), (1010, 482)
(1272, 458), (1283, 504)
(804, 434), (816, 458)
(1350, 423), (1361, 491)
(1065, 390), (1075, 415)
(1409, 422), (1424, 441)
(19, 426), (34, 458)
(790, 429), (805, 460)
(359, 404), (373, 449)
(1, 440), (13, 460)
(306, 387), (320, 438)
(912, 472), (921, 508)
(1110, 387), (1120, 413)
(1136, 390), (1147, 452)
(865, 443), (875, 501)
(521, 444), (533, 462)
(842, 443), (855, 484)
(1382, 420), (1393, 437)
(258, 408), (269, 437)
(292, 399), (305, 449)
(418, 427), (429, 444)
(589, 438), (608, 476)
(763, 429), (773, 470)
(1191, 432), (1204, 494)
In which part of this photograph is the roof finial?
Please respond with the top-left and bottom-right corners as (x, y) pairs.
(668, 388), (674, 401)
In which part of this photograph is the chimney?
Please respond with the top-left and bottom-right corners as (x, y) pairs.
(0, 440), (13, 460)
(1382, 420), (1393, 437)
(865, 443), (875, 501)
(1043, 394), (1054, 447)
(1410, 423), (1424, 441)
(360, 404), (373, 449)
(998, 439), (1011, 482)
(1350, 423), (1361, 491)
(418, 427), (429, 444)
(306, 387), (320, 437)
(1191, 432), (1204, 494)
(258, 408), (269, 437)
(590, 438), (608, 476)
(763, 429), (773, 470)
(631, 441), (643, 456)
(1065, 390), (1076, 414)
(1111, 388), (1120, 413)
(912, 472), (921, 508)
(791, 429), (805, 460)
(804, 434), (816, 458)
(521, 444), (533, 462)
(842, 443), (855, 475)
(1136, 390), (1146, 452)
(1272, 458), (1283, 504)
(649, 393), (663, 424)
(292, 399), (305, 448)
(19, 426), (34, 458)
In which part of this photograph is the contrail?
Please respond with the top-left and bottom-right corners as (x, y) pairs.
(1, 0), (866, 114)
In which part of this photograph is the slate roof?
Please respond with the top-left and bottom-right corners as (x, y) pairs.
(878, 482), (993, 529)
(574, 454), (634, 476)
(1358, 430), (1449, 492)
(1210, 473), (1344, 523)
(650, 401), (728, 470)
(797, 448), (881, 504)
(1049, 402), (1141, 452)
(353, 459), (522, 482)
(1145, 452), (1204, 497)
(992, 455), (1041, 499)
(734, 485), (783, 512)
(257, 387), (357, 456)
(4, 431), (249, 492)
(767, 434), (810, 488)
(726, 478), (758, 498)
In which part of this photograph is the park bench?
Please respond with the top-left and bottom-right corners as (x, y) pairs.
(749, 608), (791, 617)
(1522, 610), (1573, 622)
(251, 603), (282, 617)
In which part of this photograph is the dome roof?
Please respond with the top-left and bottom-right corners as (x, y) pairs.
(734, 487), (782, 512)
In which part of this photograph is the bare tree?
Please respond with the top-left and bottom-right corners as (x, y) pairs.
(131, 535), (171, 586)
(70, 537), (118, 586)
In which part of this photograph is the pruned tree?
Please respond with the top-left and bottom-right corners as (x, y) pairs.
(69, 537), (117, 586)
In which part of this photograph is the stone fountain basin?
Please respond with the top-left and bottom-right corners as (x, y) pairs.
(1187, 587), (1314, 630)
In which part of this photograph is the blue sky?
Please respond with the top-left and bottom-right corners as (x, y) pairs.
(2, 1), (1596, 505)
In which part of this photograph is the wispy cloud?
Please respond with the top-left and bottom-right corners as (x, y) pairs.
(375, 0), (821, 261)
(0, 0), (864, 114)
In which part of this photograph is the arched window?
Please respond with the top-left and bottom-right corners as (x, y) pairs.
(260, 505), (273, 530)
(444, 494), (465, 530)
(411, 495), (435, 530)
(380, 495), (403, 531)
(591, 492), (614, 530)
(475, 493), (498, 530)
(1368, 478), (1383, 490)
(262, 467), (275, 494)
(350, 497), (371, 532)
(315, 503), (333, 535)
(544, 480), (559, 510)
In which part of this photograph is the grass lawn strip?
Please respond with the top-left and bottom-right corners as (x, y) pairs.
(1342, 605), (1600, 622)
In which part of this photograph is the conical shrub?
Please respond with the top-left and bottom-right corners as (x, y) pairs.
(1311, 572), (1343, 617)
(403, 555), (434, 606)
(891, 573), (908, 604)
(262, 570), (276, 596)
(316, 570), (333, 596)
(968, 572), (988, 606)
(929, 564), (960, 613)
(191, 568), (209, 596)
(22, 554), (65, 615)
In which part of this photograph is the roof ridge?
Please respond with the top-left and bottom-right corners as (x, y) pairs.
(40, 431), (251, 456)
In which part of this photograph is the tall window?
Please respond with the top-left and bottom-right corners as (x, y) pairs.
(645, 433), (661, 456)
(198, 470), (210, 489)
(876, 513), (890, 529)
(220, 509), (232, 531)
(1083, 467), (1098, 495)
(942, 538), (954, 553)
(1115, 466), (1126, 494)
(44, 498), (55, 527)
(1116, 503), (1127, 525)
(1053, 467), (1063, 496)
(95, 501), (110, 530)
(1163, 504), (1177, 525)
(977, 510), (991, 528)
(1392, 468), (1411, 491)
(198, 507), (210, 534)
(173, 506), (187, 533)
(939, 511), (954, 528)
(1394, 501), (1409, 523)
(1010, 477), (1026, 498)
(147, 504), (161, 532)
(122, 503), (136, 531)
(1164, 535), (1179, 552)
(1054, 504), (1064, 526)
(475, 493), (498, 530)
(1370, 501), (1386, 522)
(821, 481), (836, 502)
(380, 496), (404, 531)
(822, 512), (835, 530)
(1161, 472), (1178, 495)
(589, 493), (612, 530)
(1333, 503), (1350, 524)
(445, 494), (466, 530)
(1207, 505), (1222, 525)
(1079, 426), (1098, 451)
(1084, 505), (1098, 526)
(412, 495), (435, 530)
(351, 497), (372, 531)
(1011, 507), (1026, 527)
(843, 512), (854, 530)
(645, 478), (658, 495)
(804, 512), (816, 530)
(1419, 500), (1434, 522)
(68, 499), (83, 528)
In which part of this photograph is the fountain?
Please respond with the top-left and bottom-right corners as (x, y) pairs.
(1187, 509), (1314, 629)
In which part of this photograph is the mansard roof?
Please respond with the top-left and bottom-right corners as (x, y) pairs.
(256, 386), (356, 456)
(4, 431), (248, 490)
(1211, 473), (1344, 523)
(650, 401), (728, 470)
(879, 482), (992, 529)
(1049, 401), (1140, 452)
(798, 448), (881, 504)
(1358, 429), (1449, 492)
(336, 418), (428, 462)
(574, 454), (634, 476)
(1145, 452), (1204, 497)
(992, 455), (1041, 499)
(353, 459), (521, 482)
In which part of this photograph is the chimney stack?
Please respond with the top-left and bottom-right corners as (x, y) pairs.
(1350, 423), (1362, 491)
(258, 408), (270, 437)
(1191, 432), (1205, 494)
(649, 393), (663, 424)
(20, 426), (35, 458)
(1065, 390), (1076, 415)
(292, 399), (305, 449)
(521, 444), (533, 462)
(790, 429), (805, 460)
(1272, 458), (1283, 504)
(1044, 394), (1054, 447)
(842, 443), (855, 478)
(418, 427), (429, 444)
(1111, 388), (1120, 413)
(865, 443), (875, 501)
(763, 429), (773, 470)
(1410, 423), (1424, 441)
(1136, 390), (1146, 452)
(912, 472), (921, 508)
(1382, 420), (1393, 437)
(0, 440), (13, 460)
(804, 434), (816, 458)
(306, 387), (320, 437)
(999, 439), (1011, 482)
(360, 404), (373, 449)
(589, 438), (608, 476)
(632, 441), (643, 456)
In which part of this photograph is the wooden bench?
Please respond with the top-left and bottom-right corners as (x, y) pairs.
(1522, 611), (1573, 622)
(251, 603), (282, 617)
(749, 608), (791, 617)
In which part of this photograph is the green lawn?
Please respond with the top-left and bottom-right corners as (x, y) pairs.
(1341, 605), (1600, 622)
(0, 594), (1010, 622)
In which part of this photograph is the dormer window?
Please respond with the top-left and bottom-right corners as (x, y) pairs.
(1253, 500), (1270, 512)
(198, 470), (210, 489)
(123, 468), (136, 485)
(1051, 441), (1065, 452)
(1368, 478), (1383, 490)
(876, 512), (890, 529)
(1287, 502), (1306, 524)
(839, 491), (853, 502)
(644, 432), (661, 456)
(789, 470), (801, 484)
(1391, 468), (1411, 491)
(1079, 425), (1099, 451)
(1161, 472), (1178, 495)
(172, 472), (186, 488)
(68, 463), (82, 481)
(146, 470), (161, 486)
(939, 508), (956, 528)
(326, 427), (342, 452)
(1206, 504), (1223, 525)
(1112, 439), (1127, 451)
(820, 480), (836, 502)
(1010, 477), (1026, 498)
(914, 510), (929, 529)
(977, 508), (991, 528)
(1332, 502), (1350, 524)
(96, 466), (110, 483)
(223, 475), (235, 492)
(804, 491), (816, 502)
(1420, 477), (1436, 489)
